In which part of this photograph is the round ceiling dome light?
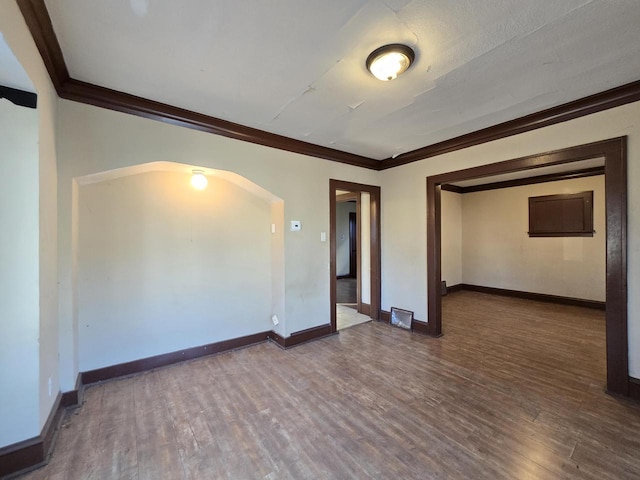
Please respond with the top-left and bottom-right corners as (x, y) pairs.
(190, 170), (208, 190)
(366, 44), (415, 81)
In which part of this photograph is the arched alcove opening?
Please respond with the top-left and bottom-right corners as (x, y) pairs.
(73, 162), (285, 373)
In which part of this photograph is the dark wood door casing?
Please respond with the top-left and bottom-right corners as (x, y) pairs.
(330, 180), (381, 333)
(426, 137), (628, 396)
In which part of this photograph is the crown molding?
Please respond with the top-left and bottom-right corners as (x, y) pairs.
(441, 166), (605, 194)
(17, 0), (640, 171)
(16, 0), (381, 170)
(381, 80), (640, 169)
(60, 79), (380, 169)
(16, 0), (69, 92)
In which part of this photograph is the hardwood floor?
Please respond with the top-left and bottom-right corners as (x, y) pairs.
(17, 292), (640, 479)
(336, 277), (357, 304)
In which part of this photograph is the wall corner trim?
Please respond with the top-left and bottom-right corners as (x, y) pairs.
(0, 391), (68, 478)
(269, 324), (335, 349)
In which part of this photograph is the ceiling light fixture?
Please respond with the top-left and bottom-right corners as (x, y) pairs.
(190, 170), (208, 190)
(366, 44), (415, 81)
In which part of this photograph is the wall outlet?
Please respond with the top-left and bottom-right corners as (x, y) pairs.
(271, 314), (279, 326)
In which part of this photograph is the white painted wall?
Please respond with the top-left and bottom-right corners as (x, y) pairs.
(56, 99), (380, 391)
(462, 176), (605, 300)
(381, 100), (640, 378)
(77, 171), (273, 371)
(336, 201), (356, 277)
(441, 190), (462, 287)
(0, 1), (59, 448)
(0, 99), (40, 447)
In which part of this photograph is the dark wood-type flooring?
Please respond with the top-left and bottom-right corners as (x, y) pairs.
(336, 277), (357, 304)
(17, 291), (640, 479)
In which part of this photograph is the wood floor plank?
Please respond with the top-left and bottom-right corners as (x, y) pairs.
(16, 291), (640, 479)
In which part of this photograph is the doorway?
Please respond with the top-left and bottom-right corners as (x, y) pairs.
(330, 180), (381, 333)
(336, 191), (359, 309)
(426, 137), (628, 396)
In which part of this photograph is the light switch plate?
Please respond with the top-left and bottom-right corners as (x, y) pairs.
(290, 220), (301, 231)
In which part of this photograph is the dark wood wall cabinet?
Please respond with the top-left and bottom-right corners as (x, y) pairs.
(528, 191), (594, 237)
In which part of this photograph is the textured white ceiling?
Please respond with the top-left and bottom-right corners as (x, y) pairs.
(0, 33), (35, 93)
(45, 0), (640, 160)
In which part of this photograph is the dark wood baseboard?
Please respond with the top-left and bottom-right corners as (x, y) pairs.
(455, 284), (606, 310)
(287, 324), (334, 347)
(269, 324), (335, 349)
(336, 275), (353, 280)
(0, 434), (44, 479)
(445, 284), (465, 294)
(630, 377), (640, 401)
(267, 331), (286, 349)
(0, 375), (98, 478)
(412, 320), (432, 336)
(60, 374), (83, 408)
(1, 324), (336, 477)
(0, 390), (65, 478)
(82, 331), (271, 385)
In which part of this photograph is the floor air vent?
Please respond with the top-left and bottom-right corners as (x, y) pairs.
(390, 307), (413, 330)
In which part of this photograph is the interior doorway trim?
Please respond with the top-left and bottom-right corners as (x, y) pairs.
(330, 180), (381, 333)
(426, 137), (628, 396)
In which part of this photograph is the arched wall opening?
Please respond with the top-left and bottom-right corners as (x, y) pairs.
(73, 162), (285, 373)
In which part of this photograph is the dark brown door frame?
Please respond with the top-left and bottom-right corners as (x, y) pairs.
(330, 180), (382, 333)
(426, 137), (628, 396)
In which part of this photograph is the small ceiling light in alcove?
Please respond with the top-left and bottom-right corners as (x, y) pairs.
(366, 44), (415, 81)
(190, 170), (208, 190)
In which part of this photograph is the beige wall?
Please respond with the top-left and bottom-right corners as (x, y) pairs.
(0, 99), (40, 446)
(56, 99), (380, 391)
(461, 176), (605, 300)
(0, 1), (59, 447)
(441, 190), (462, 287)
(3, 0), (640, 451)
(381, 100), (640, 378)
(77, 171), (273, 371)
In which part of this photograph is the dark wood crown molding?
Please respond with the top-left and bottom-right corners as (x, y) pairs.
(441, 166), (604, 194)
(16, 0), (69, 93)
(60, 80), (380, 169)
(17, 0), (640, 171)
(382, 80), (640, 169)
(16, 0), (379, 170)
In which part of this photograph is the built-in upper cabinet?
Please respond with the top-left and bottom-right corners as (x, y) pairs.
(528, 191), (594, 237)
